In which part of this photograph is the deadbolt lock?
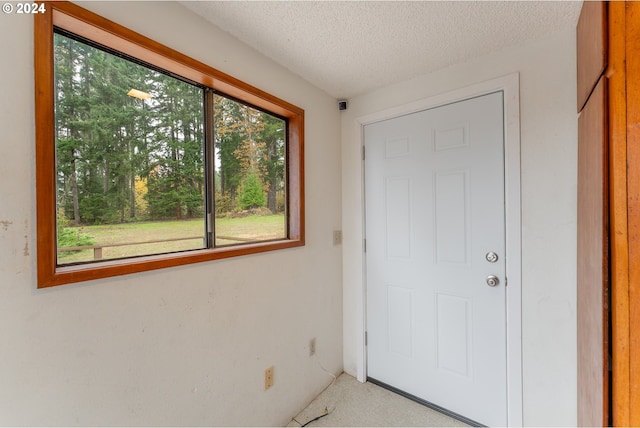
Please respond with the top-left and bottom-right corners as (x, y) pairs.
(486, 252), (499, 263)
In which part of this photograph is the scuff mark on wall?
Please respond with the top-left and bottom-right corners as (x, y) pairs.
(1, 220), (13, 231)
(23, 219), (29, 256)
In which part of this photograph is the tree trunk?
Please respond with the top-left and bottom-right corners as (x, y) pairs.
(70, 153), (80, 225)
(267, 184), (276, 213)
(130, 173), (136, 219)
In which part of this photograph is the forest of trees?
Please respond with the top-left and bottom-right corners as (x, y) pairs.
(54, 32), (286, 231)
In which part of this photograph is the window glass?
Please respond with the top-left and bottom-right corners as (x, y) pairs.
(54, 32), (206, 265)
(213, 94), (287, 246)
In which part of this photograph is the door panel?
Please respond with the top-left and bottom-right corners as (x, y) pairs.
(365, 92), (506, 426)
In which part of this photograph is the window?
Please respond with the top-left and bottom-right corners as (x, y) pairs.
(35, 2), (304, 287)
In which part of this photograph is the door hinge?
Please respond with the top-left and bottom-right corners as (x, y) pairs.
(365, 331), (368, 346)
(363, 238), (366, 253)
(362, 146), (366, 161)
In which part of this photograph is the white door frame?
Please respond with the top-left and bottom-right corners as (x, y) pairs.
(355, 73), (522, 426)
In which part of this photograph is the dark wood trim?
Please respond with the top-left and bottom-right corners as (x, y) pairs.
(624, 2), (640, 424)
(34, 2), (305, 288)
(578, 1), (640, 424)
(577, 0), (607, 112)
(608, 2), (630, 425)
(46, 241), (304, 287)
(287, 112), (305, 243)
(34, 5), (57, 289)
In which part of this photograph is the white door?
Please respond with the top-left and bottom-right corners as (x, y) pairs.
(365, 91), (507, 426)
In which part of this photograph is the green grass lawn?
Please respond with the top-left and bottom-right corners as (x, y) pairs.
(58, 215), (286, 264)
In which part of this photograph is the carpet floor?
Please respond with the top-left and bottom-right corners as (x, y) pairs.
(287, 373), (470, 427)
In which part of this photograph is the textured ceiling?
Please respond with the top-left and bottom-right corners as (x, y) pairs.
(181, 1), (582, 99)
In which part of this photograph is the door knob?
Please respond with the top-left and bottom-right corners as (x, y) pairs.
(486, 275), (500, 287)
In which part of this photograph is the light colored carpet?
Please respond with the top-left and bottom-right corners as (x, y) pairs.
(288, 373), (469, 427)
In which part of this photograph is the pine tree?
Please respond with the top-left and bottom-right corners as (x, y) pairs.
(238, 171), (266, 209)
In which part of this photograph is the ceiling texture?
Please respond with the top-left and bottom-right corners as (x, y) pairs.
(181, 1), (583, 99)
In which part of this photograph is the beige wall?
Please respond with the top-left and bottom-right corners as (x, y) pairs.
(341, 28), (578, 426)
(0, 2), (343, 425)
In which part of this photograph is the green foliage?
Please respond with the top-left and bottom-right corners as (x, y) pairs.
(259, 113), (286, 213)
(56, 208), (70, 229)
(276, 193), (286, 213)
(57, 227), (95, 251)
(215, 192), (239, 217)
(238, 172), (266, 209)
(54, 33), (284, 227)
(56, 208), (94, 251)
(213, 95), (285, 214)
(54, 33), (204, 225)
(78, 194), (108, 224)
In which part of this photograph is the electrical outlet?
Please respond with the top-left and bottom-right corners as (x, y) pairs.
(309, 338), (316, 356)
(333, 230), (342, 245)
(264, 366), (274, 390)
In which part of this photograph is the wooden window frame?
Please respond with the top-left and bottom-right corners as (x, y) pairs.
(35, 2), (305, 288)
